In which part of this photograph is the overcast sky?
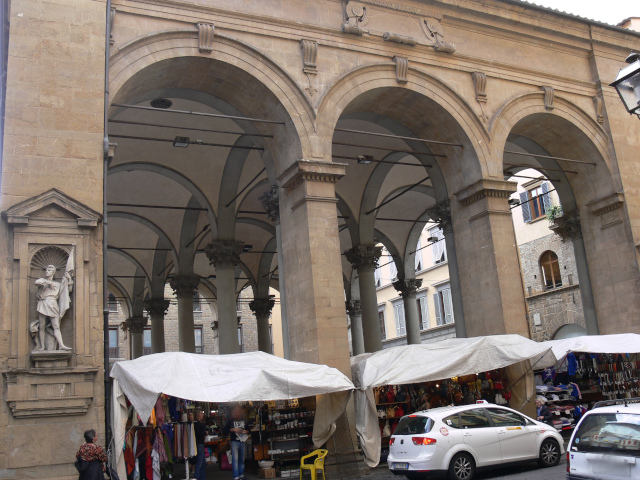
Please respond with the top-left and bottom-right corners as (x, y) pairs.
(526, 0), (637, 26)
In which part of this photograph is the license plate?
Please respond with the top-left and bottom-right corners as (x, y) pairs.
(393, 463), (409, 470)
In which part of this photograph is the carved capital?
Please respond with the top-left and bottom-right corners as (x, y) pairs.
(426, 199), (452, 233)
(169, 275), (200, 297)
(205, 240), (244, 269)
(197, 23), (215, 54)
(279, 160), (346, 192)
(455, 179), (518, 206)
(587, 192), (624, 216)
(249, 298), (275, 318)
(471, 72), (487, 103)
(259, 185), (280, 222)
(346, 300), (362, 316)
(550, 211), (582, 240)
(126, 316), (148, 334)
(300, 39), (318, 75)
(144, 298), (171, 316)
(344, 245), (382, 272)
(393, 56), (409, 84)
(393, 278), (423, 298)
(541, 86), (554, 111)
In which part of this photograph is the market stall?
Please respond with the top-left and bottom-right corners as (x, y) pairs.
(533, 334), (640, 436)
(110, 351), (354, 479)
(351, 334), (555, 467)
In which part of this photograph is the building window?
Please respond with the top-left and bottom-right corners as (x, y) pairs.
(520, 182), (551, 223)
(540, 251), (562, 290)
(108, 293), (119, 312)
(417, 295), (429, 330)
(434, 285), (454, 326)
(429, 227), (446, 264)
(143, 328), (152, 356)
(415, 238), (422, 272)
(193, 292), (202, 312)
(378, 307), (386, 341)
(374, 265), (382, 288)
(194, 326), (203, 354)
(108, 327), (119, 358)
(238, 325), (244, 352)
(393, 301), (406, 337)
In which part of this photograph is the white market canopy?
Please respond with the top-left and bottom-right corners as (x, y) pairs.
(536, 333), (640, 368)
(111, 350), (354, 423)
(351, 334), (555, 389)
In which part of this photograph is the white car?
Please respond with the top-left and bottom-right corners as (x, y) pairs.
(567, 400), (640, 480)
(388, 401), (564, 479)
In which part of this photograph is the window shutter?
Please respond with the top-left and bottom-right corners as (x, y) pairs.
(389, 261), (398, 281)
(374, 267), (381, 287)
(394, 303), (406, 336)
(434, 293), (443, 326)
(431, 228), (444, 263)
(520, 192), (531, 222)
(541, 182), (552, 214)
(419, 296), (429, 329)
(415, 239), (422, 271)
(440, 230), (447, 262)
(443, 289), (454, 324)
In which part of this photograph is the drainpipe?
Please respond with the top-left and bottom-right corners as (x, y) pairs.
(103, 0), (113, 457)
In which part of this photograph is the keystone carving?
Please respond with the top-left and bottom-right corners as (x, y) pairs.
(205, 240), (244, 269)
(144, 298), (171, 316)
(249, 298), (275, 318)
(393, 56), (409, 84)
(541, 86), (554, 111)
(344, 244), (383, 271)
(346, 300), (362, 316)
(169, 275), (200, 297)
(393, 278), (423, 298)
(259, 185), (280, 222)
(197, 23), (215, 54)
(549, 210), (582, 241)
(426, 200), (452, 233)
(593, 95), (604, 124)
(126, 316), (148, 334)
(300, 39), (318, 75)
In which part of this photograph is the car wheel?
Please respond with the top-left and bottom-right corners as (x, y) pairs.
(538, 439), (560, 467)
(448, 452), (476, 480)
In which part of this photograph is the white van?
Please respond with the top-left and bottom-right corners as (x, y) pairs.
(567, 400), (640, 480)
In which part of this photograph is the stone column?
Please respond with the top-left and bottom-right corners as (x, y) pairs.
(393, 279), (423, 344)
(169, 275), (200, 353)
(426, 200), (466, 337)
(260, 186), (290, 358)
(454, 179), (529, 337)
(550, 211), (599, 335)
(144, 298), (170, 353)
(344, 244), (383, 353)
(205, 240), (244, 354)
(126, 316), (148, 359)
(249, 298), (275, 353)
(346, 300), (365, 355)
(278, 160), (352, 376)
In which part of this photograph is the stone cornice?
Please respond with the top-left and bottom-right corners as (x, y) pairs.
(587, 192), (624, 216)
(455, 179), (517, 206)
(279, 160), (347, 192)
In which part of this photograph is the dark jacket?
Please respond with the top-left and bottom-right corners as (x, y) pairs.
(223, 418), (252, 442)
(194, 420), (206, 445)
(76, 443), (107, 480)
(537, 405), (553, 424)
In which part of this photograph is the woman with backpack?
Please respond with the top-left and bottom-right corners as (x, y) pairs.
(75, 429), (107, 480)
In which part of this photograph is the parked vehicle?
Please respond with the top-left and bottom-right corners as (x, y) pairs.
(566, 399), (640, 480)
(388, 401), (564, 479)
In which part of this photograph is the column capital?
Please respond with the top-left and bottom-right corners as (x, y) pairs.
(344, 244), (382, 272)
(144, 298), (171, 316)
(426, 199), (452, 233)
(279, 159), (346, 192)
(550, 210), (582, 240)
(454, 179), (517, 206)
(346, 300), (362, 316)
(126, 316), (148, 334)
(259, 185), (280, 222)
(393, 278), (423, 298)
(249, 298), (275, 318)
(204, 239), (244, 269)
(169, 274), (200, 297)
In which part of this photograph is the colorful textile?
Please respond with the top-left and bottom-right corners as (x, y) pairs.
(76, 442), (107, 463)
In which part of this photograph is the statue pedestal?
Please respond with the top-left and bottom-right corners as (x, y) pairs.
(30, 350), (72, 368)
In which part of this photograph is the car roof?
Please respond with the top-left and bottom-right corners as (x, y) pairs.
(587, 404), (640, 415)
(408, 403), (505, 418)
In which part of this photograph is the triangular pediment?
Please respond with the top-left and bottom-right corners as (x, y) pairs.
(2, 189), (102, 228)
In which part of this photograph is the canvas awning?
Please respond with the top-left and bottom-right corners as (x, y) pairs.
(351, 334), (555, 467)
(536, 333), (640, 368)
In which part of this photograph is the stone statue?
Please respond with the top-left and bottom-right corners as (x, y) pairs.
(32, 246), (74, 351)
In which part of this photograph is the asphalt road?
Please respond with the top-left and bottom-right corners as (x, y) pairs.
(366, 459), (567, 480)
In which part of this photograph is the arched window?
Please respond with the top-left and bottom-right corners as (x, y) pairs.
(540, 251), (562, 289)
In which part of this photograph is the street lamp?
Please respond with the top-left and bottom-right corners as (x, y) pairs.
(611, 52), (640, 118)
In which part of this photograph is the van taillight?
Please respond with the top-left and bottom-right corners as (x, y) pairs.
(566, 452), (570, 473)
(389, 438), (395, 446)
(412, 437), (436, 445)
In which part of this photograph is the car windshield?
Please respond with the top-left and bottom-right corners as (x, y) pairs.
(571, 413), (640, 457)
(394, 416), (433, 435)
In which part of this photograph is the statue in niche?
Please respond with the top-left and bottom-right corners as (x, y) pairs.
(30, 246), (74, 351)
